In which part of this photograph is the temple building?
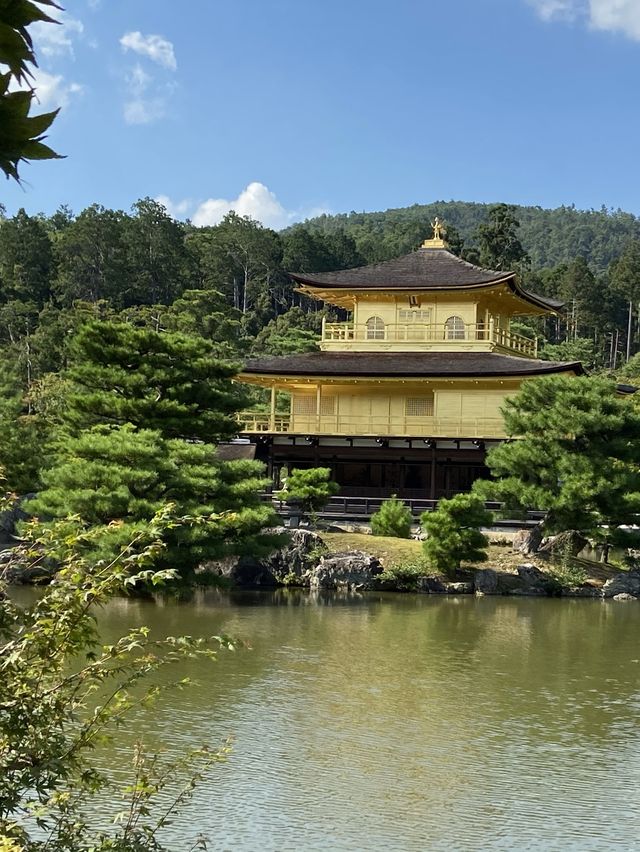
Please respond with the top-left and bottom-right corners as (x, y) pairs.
(236, 224), (583, 499)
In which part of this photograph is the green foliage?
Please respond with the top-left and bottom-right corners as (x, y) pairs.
(376, 561), (427, 591)
(53, 205), (134, 305)
(0, 508), (234, 850)
(282, 467), (339, 517)
(64, 320), (245, 442)
(619, 351), (640, 378)
(421, 494), (492, 576)
(27, 425), (281, 572)
(539, 338), (603, 370)
(0, 0), (63, 182)
(474, 203), (530, 271)
(28, 319), (282, 575)
(251, 306), (321, 355)
(0, 360), (51, 492)
(548, 558), (588, 588)
(370, 495), (413, 539)
(476, 375), (640, 547)
(0, 209), (53, 305)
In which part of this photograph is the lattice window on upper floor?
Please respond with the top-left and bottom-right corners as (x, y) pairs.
(445, 315), (466, 340)
(365, 316), (385, 340)
(292, 395), (316, 416)
(405, 395), (434, 417)
(398, 308), (432, 323)
(320, 396), (335, 416)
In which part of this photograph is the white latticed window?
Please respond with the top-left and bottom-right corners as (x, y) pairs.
(366, 316), (385, 340)
(405, 396), (434, 417)
(398, 309), (432, 323)
(292, 395), (316, 416)
(445, 315), (466, 340)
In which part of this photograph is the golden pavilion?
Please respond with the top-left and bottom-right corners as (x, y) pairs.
(237, 224), (583, 499)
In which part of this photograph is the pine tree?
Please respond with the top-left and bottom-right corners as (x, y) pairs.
(475, 374), (640, 555)
(282, 467), (339, 521)
(63, 320), (247, 441)
(370, 495), (413, 538)
(421, 494), (492, 576)
(0, 360), (49, 493)
(28, 426), (278, 571)
(28, 320), (281, 576)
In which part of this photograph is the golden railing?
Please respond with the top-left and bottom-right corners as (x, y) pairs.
(321, 320), (537, 357)
(238, 412), (507, 439)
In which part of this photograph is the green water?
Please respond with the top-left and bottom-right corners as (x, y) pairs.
(32, 590), (640, 849)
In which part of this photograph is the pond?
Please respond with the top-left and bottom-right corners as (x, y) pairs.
(25, 589), (640, 850)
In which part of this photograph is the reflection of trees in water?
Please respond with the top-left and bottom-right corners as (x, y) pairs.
(97, 593), (640, 751)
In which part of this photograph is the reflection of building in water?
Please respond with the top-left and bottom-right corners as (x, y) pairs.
(237, 225), (582, 499)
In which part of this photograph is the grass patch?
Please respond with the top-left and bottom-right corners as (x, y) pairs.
(319, 532), (422, 568)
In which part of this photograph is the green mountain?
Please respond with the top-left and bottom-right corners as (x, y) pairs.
(296, 200), (640, 272)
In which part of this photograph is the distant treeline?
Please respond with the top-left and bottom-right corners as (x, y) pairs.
(2, 196), (640, 392)
(296, 200), (640, 271)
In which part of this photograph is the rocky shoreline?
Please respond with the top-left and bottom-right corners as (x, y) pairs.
(197, 528), (640, 600)
(3, 525), (640, 601)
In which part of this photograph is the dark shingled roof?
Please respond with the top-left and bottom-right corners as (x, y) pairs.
(242, 351), (584, 379)
(214, 442), (256, 461)
(290, 247), (564, 312)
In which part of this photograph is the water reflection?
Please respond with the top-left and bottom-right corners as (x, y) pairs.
(18, 588), (640, 850)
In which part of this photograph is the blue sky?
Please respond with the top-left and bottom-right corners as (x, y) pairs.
(4, 0), (640, 227)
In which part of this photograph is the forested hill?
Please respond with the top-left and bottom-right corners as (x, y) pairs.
(296, 201), (640, 271)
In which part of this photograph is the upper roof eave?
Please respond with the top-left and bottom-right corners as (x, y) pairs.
(289, 247), (563, 313)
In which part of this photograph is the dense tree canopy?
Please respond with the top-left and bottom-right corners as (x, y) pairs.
(475, 375), (640, 551)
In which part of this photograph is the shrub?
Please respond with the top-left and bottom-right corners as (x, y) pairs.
(282, 467), (339, 520)
(377, 561), (428, 591)
(370, 495), (413, 538)
(421, 493), (493, 577)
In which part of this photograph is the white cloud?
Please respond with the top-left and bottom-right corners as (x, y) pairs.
(31, 11), (84, 58)
(123, 98), (166, 125)
(120, 31), (177, 70)
(589, 0), (640, 40)
(528, 0), (640, 40)
(157, 182), (331, 230)
(156, 195), (194, 218)
(122, 63), (172, 125)
(10, 67), (83, 110)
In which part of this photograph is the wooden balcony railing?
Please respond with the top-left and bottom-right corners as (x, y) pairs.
(321, 320), (537, 357)
(238, 412), (507, 439)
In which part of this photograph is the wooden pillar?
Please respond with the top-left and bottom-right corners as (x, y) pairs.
(269, 384), (276, 432)
(429, 445), (436, 500)
(316, 384), (322, 432)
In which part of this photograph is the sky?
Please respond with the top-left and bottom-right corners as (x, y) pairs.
(4, 0), (640, 227)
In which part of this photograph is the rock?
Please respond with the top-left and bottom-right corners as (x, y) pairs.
(613, 592), (638, 601)
(0, 547), (56, 584)
(257, 528), (326, 583)
(474, 568), (498, 594)
(516, 562), (560, 596)
(417, 576), (447, 594)
(538, 530), (588, 559)
(562, 586), (601, 598)
(0, 494), (36, 545)
(602, 569), (640, 599)
(306, 550), (383, 591)
(444, 581), (473, 594)
(517, 563), (548, 587)
(199, 527), (325, 587)
(512, 525), (544, 555)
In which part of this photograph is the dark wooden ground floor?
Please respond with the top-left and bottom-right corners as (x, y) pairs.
(250, 436), (494, 501)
